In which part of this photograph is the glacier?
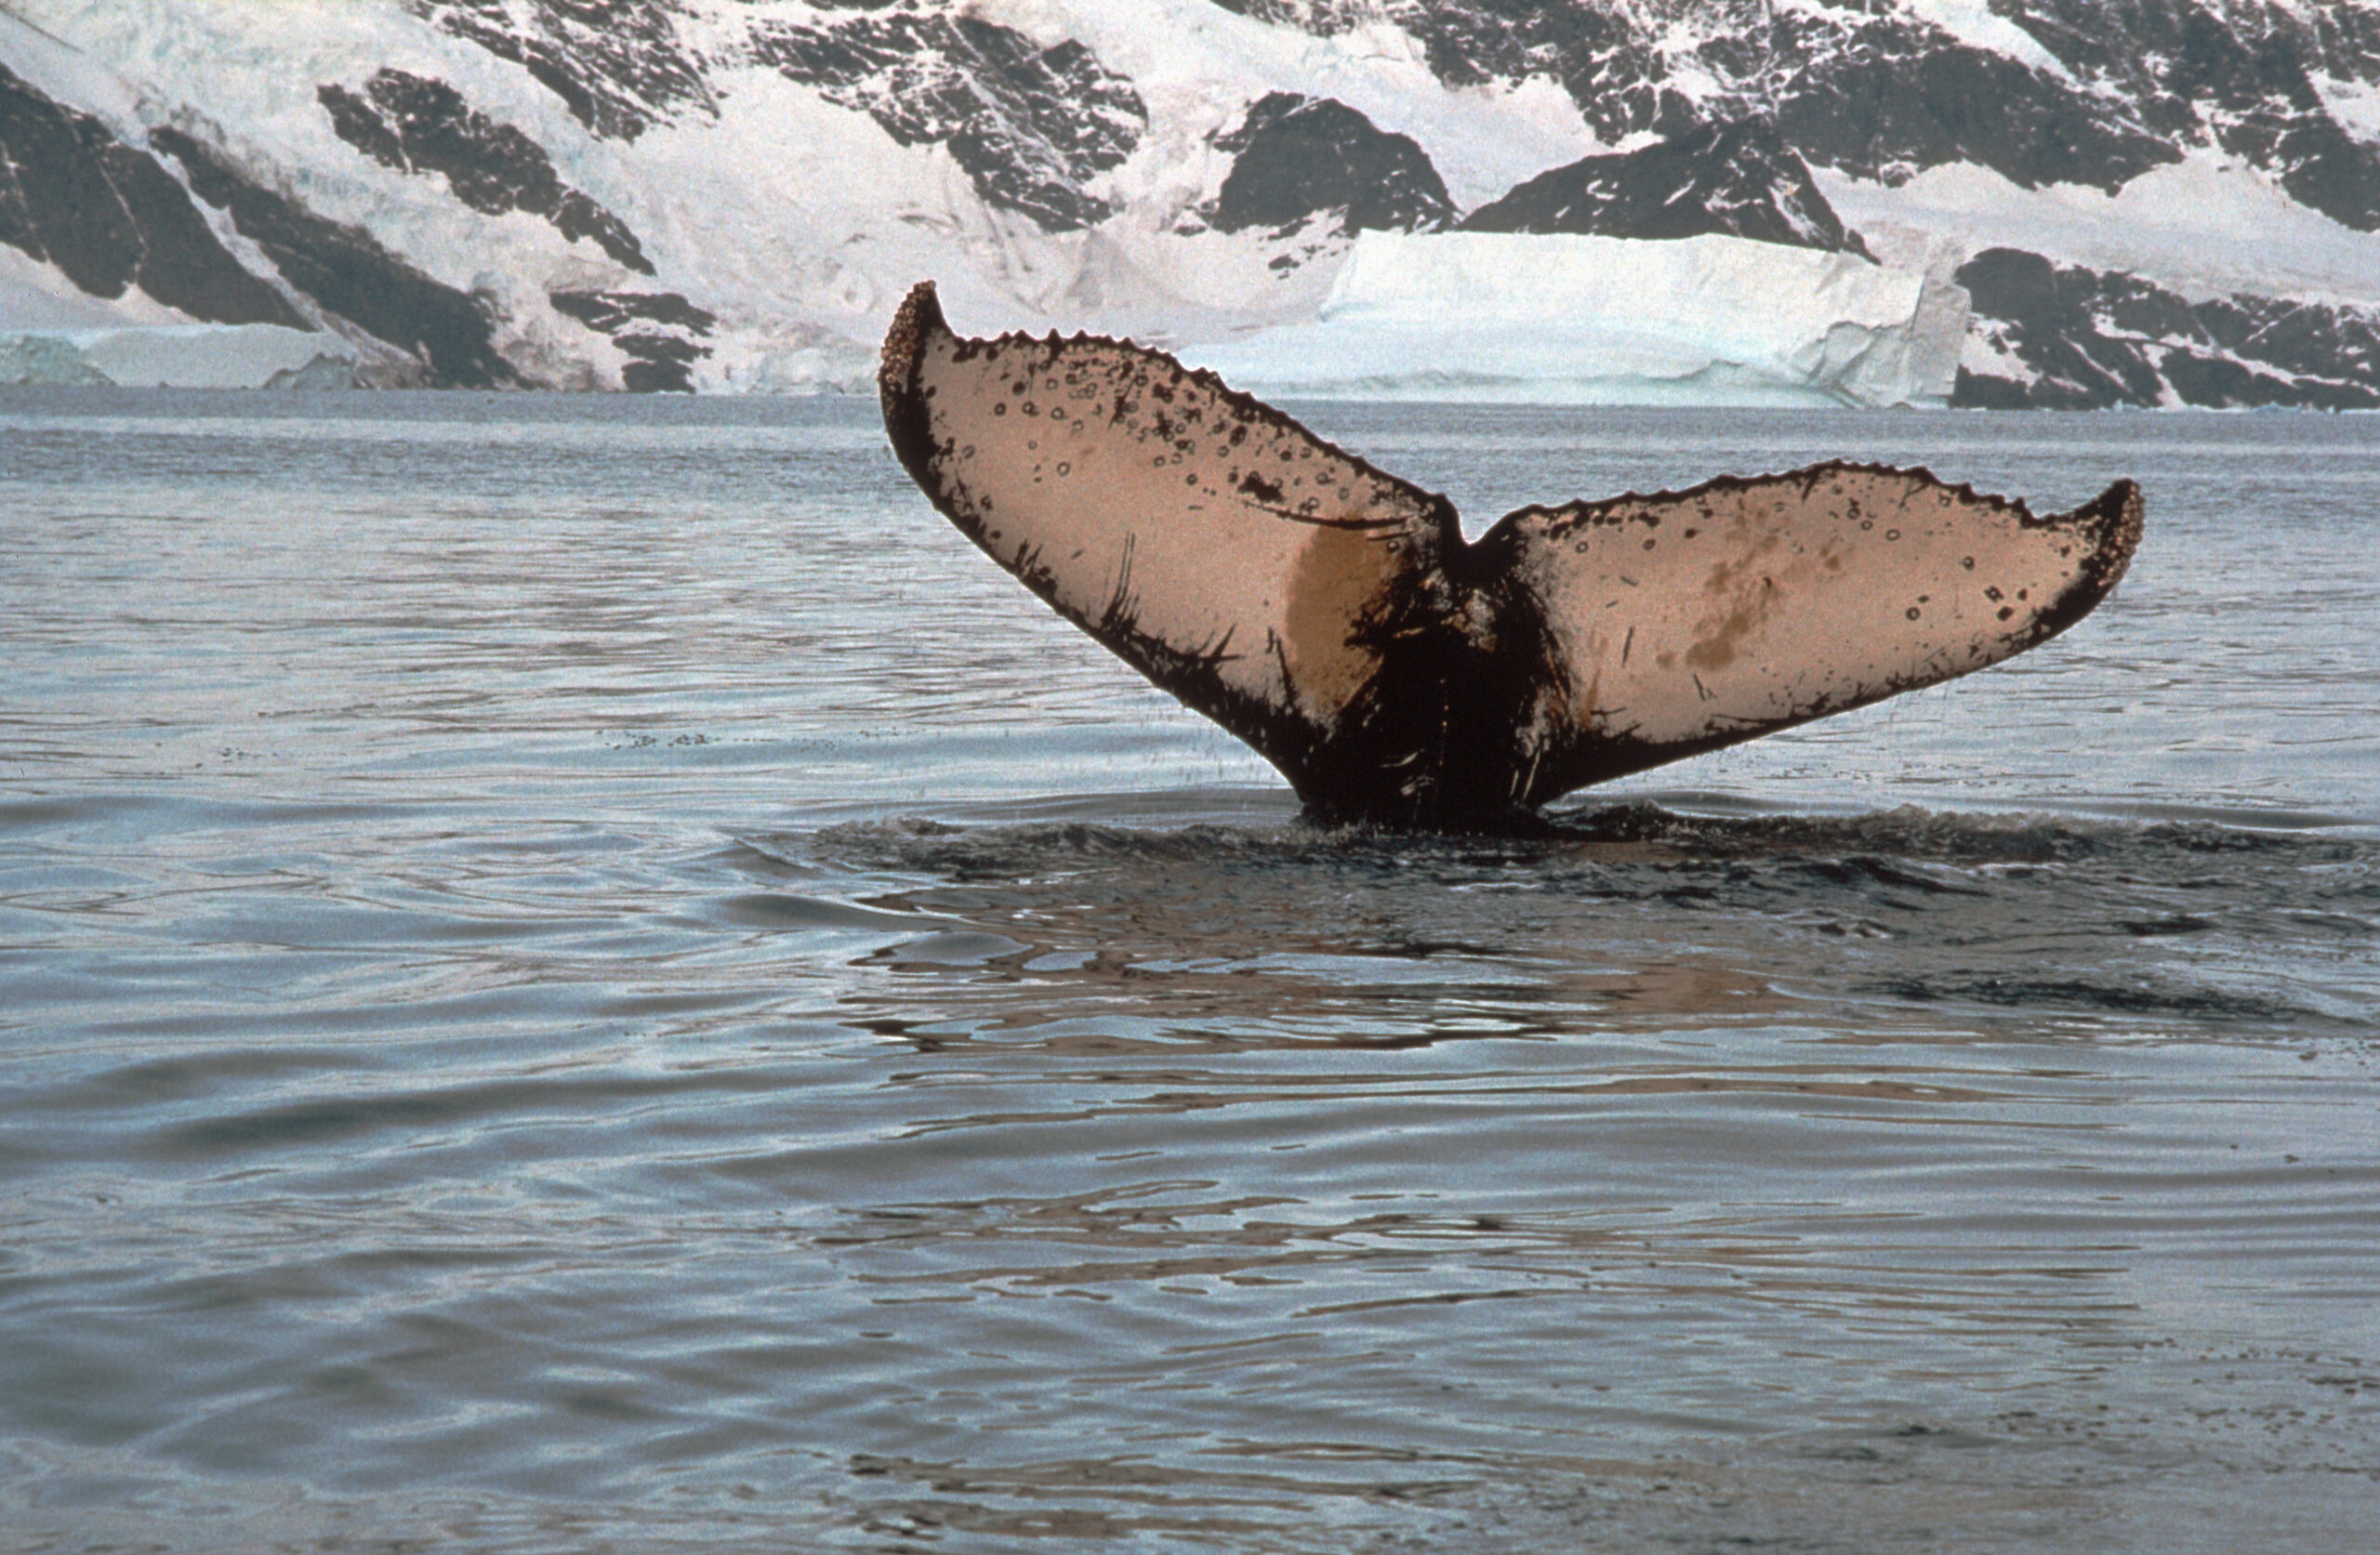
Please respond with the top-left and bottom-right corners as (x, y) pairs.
(1180, 231), (1970, 409)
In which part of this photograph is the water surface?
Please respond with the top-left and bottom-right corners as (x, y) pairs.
(2, 392), (2375, 1551)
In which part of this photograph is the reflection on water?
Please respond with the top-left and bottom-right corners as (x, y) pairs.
(1, 392), (2376, 1553)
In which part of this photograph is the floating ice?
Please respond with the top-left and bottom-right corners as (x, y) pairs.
(1179, 231), (1970, 408)
(0, 324), (355, 389)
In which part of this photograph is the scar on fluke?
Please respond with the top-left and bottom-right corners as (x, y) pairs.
(879, 279), (2144, 831)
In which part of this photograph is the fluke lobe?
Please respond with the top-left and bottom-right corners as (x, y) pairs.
(879, 281), (2143, 831)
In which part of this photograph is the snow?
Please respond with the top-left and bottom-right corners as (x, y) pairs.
(2310, 70), (2380, 151)
(0, 244), (192, 331)
(7, 0), (747, 385)
(1178, 231), (1969, 409)
(7, 0), (2374, 401)
(987, 0), (1608, 211)
(1885, 0), (2075, 83)
(0, 214), (356, 388)
(1818, 152), (2380, 310)
(632, 0), (1611, 382)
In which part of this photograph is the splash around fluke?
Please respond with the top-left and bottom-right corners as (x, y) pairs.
(879, 281), (2142, 832)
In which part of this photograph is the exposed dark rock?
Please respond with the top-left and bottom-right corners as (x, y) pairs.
(98, 143), (306, 327)
(2006, 0), (2380, 230)
(154, 127), (515, 388)
(317, 79), (405, 170)
(1462, 118), (1869, 257)
(1, 68), (138, 297)
(1770, 43), (2177, 193)
(1206, 92), (1454, 236)
(549, 288), (713, 391)
(1201, 6), (2380, 232)
(0, 64), (307, 328)
(2254, 112), (2380, 235)
(548, 288), (714, 334)
(1211, 1), (2176, 193)
(750, 4), (1144, 231)
(1951, 246), (2380, 410)
(24, 0), (2380, 405)
(1207, 1), (1681, 148)
(407, 0), (713, 142)
(320, 70), (652, 272)
(613, 331), (703, 392)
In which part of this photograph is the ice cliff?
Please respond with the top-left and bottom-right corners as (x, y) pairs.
(6, 0), (2380, 406)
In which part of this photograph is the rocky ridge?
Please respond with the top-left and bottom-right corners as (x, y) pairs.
(1202, 91), (1456, 241)
(1461, 118), (1873, 258)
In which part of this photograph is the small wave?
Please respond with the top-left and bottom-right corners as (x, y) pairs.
(1859, 973), (2353, 1031)
(1552, 802), (2373, 866)
(141, 1064), (818, 1160)
(767, 803), (2376, 877)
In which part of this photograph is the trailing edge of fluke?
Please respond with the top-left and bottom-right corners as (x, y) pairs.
(879, 280), (2143, 830)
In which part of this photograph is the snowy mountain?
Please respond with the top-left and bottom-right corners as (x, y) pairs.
(7, 0), (2380, 407)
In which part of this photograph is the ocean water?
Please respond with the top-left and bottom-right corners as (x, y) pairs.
(1, 389), (2374, 1553)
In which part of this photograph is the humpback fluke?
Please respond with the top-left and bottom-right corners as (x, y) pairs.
(879, 281), (2143, 830)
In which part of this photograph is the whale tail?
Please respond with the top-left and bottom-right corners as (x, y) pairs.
(879, 281), (2142, 829)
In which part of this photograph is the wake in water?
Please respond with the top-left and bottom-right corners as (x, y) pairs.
(752, 805), (2379, 1050)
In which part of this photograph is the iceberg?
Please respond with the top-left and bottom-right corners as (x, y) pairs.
(0, 324), (356, 389)
(1179, 231), (1970, 408)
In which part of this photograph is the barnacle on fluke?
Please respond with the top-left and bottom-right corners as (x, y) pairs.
(879, 281), (2143, 831)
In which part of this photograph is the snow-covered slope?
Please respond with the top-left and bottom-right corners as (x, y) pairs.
(6, 0), (2380, 405)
